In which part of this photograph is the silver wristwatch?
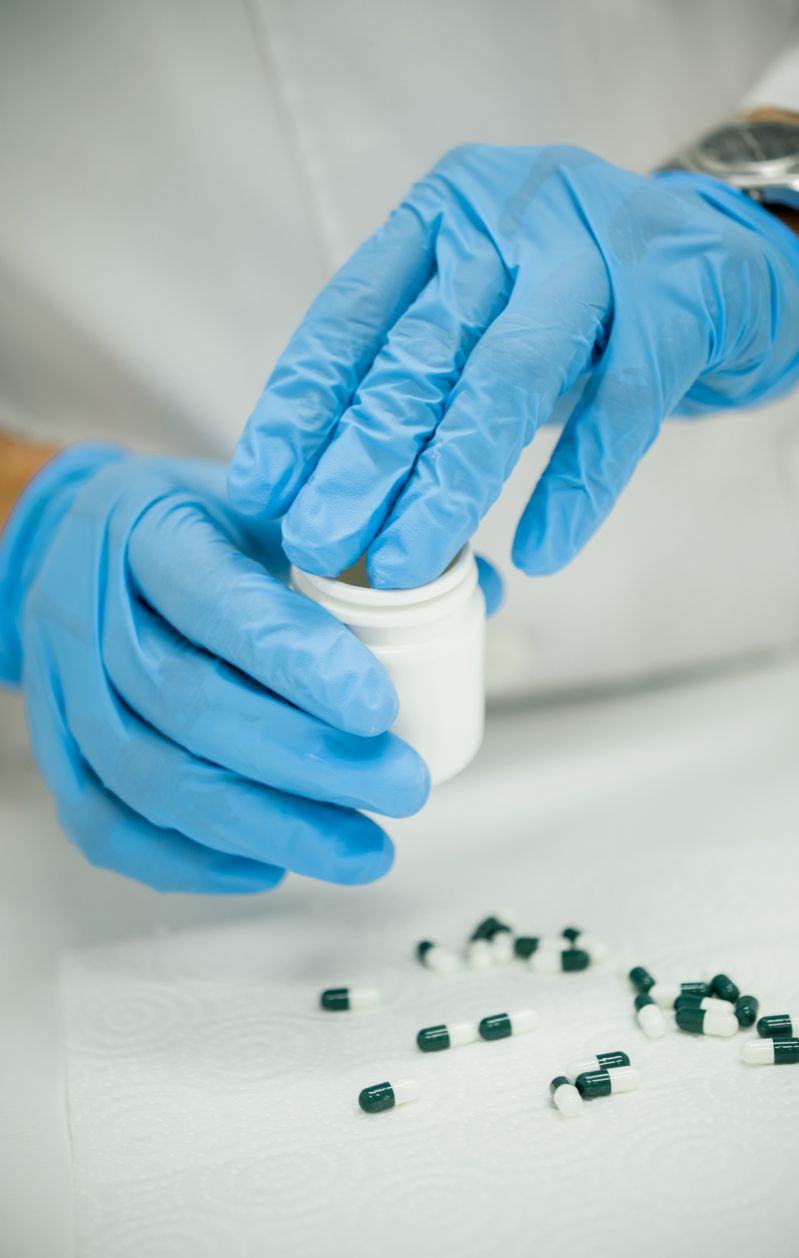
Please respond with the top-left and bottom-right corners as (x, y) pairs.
(659, 118), (799, 209)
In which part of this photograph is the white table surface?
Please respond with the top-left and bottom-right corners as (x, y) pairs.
(3, 656), (799, 1258)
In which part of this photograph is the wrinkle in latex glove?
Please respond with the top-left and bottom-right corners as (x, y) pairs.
(228, 146), (799, 587)
(1, 450), (429, 894)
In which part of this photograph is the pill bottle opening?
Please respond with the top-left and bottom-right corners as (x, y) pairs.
(335, 552), (458, 591)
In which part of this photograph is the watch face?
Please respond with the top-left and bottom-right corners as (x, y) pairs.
(698, 120), (799, 169)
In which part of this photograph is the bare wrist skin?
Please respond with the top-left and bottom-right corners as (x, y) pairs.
(0, 432), (61, 535)
(739, 109), (799, 236)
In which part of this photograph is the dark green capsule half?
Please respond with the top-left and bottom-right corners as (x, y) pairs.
(735, 995), (759, 1028)
(773, 1038), (799, 1064)
(680, 982), (711, 999)
(417, 1024), (451, 1052)
(359, 1082), (394, 1113)
(634, 992), (655, 1011)
(562, 949), (590, 971)
(709, 973), (740, 1004)
(471, 916), (502, 941)
(576, 1070), (611, 1098)
(417, 941), (434, 961)
(675, 1007), (706, 1033)
(550, 1075), (572, 1096)
(479, 1013), (512, 1041)
(629, 966), (655, 993)
(514, 936), (539, 958)
(757, 1014), (794, 1039)
(597, 1051), (630, 1070)
(562, 927), (581, 943)
(320, 987), (349, 1010)
(674, 994), (705, 1011)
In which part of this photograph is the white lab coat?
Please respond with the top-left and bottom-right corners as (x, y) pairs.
(3, 0), (799, 701)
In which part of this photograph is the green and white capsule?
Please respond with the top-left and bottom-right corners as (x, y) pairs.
(734, 995), (760, 1028)
(416, 940), (460, 976)
(320, 986), (379, 1011)
(416, 1020), (478, 1052)
(629, 966), (656, 994)
(514, 935), (540, 959)
(530, 948), (590, 974)
(742, 1037), (799, 1066)
(550, 1076), (583, 1117)
(674, 994), (735, 1015)
(650, 981), (711, 1009)
(478, 1010), (537, 1041)
(358, 1078), (420, 1113)
(565, 1051), (630, 1084)
(707, 972), (740, 1004)
(467, 938), (493, 971)
(635, 993), (666, 1038)
(561, 928), (609, 963)
(675, 1006), (738, 1037)
(575, 1066), (640, 1098)
(757, 1014), (799, 1039)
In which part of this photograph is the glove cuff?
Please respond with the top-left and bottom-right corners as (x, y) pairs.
(0, 442), (127, 685)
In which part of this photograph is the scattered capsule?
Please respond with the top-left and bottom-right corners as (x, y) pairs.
(629, 966), (656, 994)
(565, 1051), (630, 1084)
(674, 994), (735, 1015)
(649, 982), (711, 1009)
(491, 927), (515, 965)
(478, 1010), (537, 1041)
(742, 1037), (799, 1066)
(708, 973), (740, 1004)
(358, 1079), (420, 1113)
(416, 940), (460, 976)
(675, 1006), (738, 1037)
(561, 928), (609, 963)
(734, 995), (760, 1028)
(530, 948), (590, 974)
(550, 1076), (583, 1117)
(416, 1021), (478, 1052)
(471, 916), (504, 941)
(514, 936), (540, 959)
(575, 1066), (640, 1098)
(635, 993), (666, 1038)
(467, 939), (494, 971)
(757, 1014), (799, 1039)
(320, 986), (379, 1011)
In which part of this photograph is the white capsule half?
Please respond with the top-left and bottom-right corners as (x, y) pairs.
(468, 938), (493, 971)
(701, 1011), (739, 1038)
(448, 1021), (479, 1048)
(637, 1004), (666, 1038)
(422, 945), (460, 976)
(609, 1066), (640, 1094)
(492, 930), (514, 965)
(509, 1010), (538, 1035)
(574, 932), (610, 963)
(743, 1040), (775, 1065)
(347, 987), (380, 1010)
(649, 983), (680, 1009)
(552, 1081), (583, 1117)
(391, 1078), (421, 1105)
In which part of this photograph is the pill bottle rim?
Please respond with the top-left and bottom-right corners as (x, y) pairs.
(294, 545), (472, 607)
(290, 546), (480, 629)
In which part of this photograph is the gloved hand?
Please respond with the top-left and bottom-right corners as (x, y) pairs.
(0, 447), (430, 893)
(228, 145), (799, 588)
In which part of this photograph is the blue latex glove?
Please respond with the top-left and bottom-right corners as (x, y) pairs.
(228, 145), (799, 588)
(0, 447), (430, 893)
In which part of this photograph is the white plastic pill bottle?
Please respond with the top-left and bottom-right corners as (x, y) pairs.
(290, 545), (485, 786)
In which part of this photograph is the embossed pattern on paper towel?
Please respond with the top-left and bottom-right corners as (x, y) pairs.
(62, 835), (799, 1258)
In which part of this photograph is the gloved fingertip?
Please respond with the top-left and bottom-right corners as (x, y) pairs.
(336, 827), (395, 886)
(475, 554), (505, 616)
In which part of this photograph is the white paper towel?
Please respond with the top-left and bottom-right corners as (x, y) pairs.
(62, 833), (799, 1258)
